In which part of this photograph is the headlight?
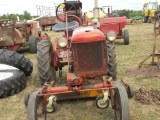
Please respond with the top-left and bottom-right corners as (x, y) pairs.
(58, 37), (68, 48)
(107, 31), (117, 41)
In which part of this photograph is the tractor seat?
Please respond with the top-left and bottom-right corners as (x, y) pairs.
(52, 21), (79, 32)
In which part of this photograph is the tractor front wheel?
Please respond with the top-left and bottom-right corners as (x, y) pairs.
(29, 36), (40, 53)
(37, 40), (56, 85)
(107, 44), (117, 80)
(124, 30), (129, 45)
(27, 90), (46, 120)
(114, 86), (130, 120)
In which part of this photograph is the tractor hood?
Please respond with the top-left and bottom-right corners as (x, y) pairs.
(71, 26), (105, 43)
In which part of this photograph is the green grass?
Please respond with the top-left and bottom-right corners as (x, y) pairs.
(0, 23), (160, 120)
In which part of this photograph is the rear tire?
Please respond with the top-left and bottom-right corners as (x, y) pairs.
(107, 44), (117, 80)
(29, 36), (40, 53)
(124, 30), (129, 45)
(114, 86), (130, 120)
(0, 49), (33, 77)
(0, 70), (26, 98)
(143, 16), (148, 23)
(37, 40), (56, 85)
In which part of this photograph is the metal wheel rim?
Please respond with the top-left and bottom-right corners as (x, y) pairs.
(36, 97), (45, 120)
(97, 98), (109, 108)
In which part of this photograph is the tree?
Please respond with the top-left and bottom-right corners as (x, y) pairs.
(23, 11), (32, 20)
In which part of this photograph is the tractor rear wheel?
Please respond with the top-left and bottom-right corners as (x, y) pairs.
(29, 36), (40, 53)
(124, 30), (129, 45)
(114, 86), (130, 120)
(37, 40), (56, 85)
(143, 16), (148, 23)
(107, 44), (117, 80)
(0, 49), (33, 77)
(27, 90), (46, 120)
(0, 70), (26, 98)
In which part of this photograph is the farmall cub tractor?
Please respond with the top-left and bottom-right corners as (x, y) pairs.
(26, 1), (133, 120)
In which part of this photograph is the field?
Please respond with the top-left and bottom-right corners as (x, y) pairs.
(0, 23), (160, 120)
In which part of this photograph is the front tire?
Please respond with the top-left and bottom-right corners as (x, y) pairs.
(107, 44), (117, 80)
(37, 40), (56, 85)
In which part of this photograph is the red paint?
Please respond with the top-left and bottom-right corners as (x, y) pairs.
(7, 44), (21, 51)
(72, 26), (105, 43)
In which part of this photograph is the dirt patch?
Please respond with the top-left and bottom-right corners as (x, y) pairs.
(134, 88), (160, 105)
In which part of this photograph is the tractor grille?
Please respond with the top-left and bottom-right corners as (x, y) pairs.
(72, 41), (107, 77)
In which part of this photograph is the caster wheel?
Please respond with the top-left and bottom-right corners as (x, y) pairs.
(96, 95), (110, 109)
(47, 103), (57, 113)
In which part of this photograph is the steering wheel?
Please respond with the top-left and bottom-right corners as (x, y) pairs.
(56, 2), (78, 22)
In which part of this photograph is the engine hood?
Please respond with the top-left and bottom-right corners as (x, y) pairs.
(71, 26), (105, 43)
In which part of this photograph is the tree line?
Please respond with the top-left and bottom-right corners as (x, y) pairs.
(0, 11), (33, 20)
(113, 9), (142, 19)
(0, 9), (142, 20)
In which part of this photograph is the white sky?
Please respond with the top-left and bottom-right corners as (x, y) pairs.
(0, 0), (159, 16)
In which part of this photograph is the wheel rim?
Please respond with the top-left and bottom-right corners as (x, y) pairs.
(0, 64), (18, 81)
(97, 97), (109, 108)
(36, 97), (45, 120)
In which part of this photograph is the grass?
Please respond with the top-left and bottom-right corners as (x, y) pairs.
(0, 23), (160, 120)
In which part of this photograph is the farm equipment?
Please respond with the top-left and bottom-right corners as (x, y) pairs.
(36, 5), (58, 31)
(26, 0), (134, 120)
(86, 4), (129, 45)
(142, 1), (159, 23)
(0, 18), (49, 53)
(127, 26), (160, 75)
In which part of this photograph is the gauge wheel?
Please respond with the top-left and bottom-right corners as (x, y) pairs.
(114, 86), (130, 120)
(27, 90), (46, 120)
(24, 93), (30, 106)
(96, 95), (110, 109)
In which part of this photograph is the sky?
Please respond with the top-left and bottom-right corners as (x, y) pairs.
(0, 0), (159, 16)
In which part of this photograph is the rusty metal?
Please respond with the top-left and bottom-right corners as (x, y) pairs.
(72, 41), (108, 78)
(127, 29), (160, 75)
(36, 5), (58, 30)
(0, 18), (49, 51)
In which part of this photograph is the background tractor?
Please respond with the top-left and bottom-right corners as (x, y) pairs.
(86, 5), (129, 45)
(26, 0), (134, 120)
(142, 1), (159, 23)
(0, 18), (49, 53)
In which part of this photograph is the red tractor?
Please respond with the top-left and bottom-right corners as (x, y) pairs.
(0, 19), (49, 53)
(26, 1), (134, 120)
(86, 4), (129, 45)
